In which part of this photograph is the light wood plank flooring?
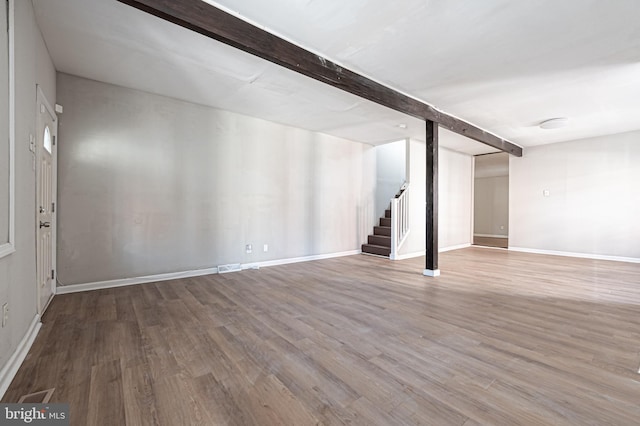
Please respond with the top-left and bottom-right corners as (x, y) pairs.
(4, 247), (640, 425)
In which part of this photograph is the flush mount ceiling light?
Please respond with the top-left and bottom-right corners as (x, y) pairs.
(539, 117), (569, 129)
(397, 123), (407, 129)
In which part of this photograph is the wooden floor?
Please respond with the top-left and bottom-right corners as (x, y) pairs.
(4, 248), (640, 425)
(473, 236), (508, 248)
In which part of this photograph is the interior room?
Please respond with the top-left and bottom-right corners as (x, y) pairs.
(473, 153), (509, 249)
(1, 0), (640, 424)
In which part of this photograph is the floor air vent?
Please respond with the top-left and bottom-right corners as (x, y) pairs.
(18, 388), (55, 403)
(218, 263), (242, 274)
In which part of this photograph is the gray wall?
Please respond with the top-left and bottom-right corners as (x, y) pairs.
(56, 73), (376, 285)
(439, 146), (474, 249)
(399, 140), (473, 256)
(474, 175), (509, 237)
(510, 130), (640, 260)
(0, 0), (56, 383)
(375, 139), (406, 219)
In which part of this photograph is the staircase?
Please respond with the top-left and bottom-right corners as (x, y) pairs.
(361, 208), (392, 257)
(362, 182), (410, 258)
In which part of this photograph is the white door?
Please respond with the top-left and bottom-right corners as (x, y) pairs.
(36, 86), (57, 314)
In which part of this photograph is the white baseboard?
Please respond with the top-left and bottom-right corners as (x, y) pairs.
(474, 234), (508, 239)
(423, 269), (441, 277)
(441, 243), (472, 253)
(392, 243), (471, 260)
(56, 266), (220, 294)
(241, 250), (361, 269)
(508, 247), (640, 264)
(0, 314), (41, 399)
(391, 252), (419, 260)
(56, 250), (361, 294)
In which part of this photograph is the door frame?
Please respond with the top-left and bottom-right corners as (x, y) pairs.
(472, 152), (510, 249)
(0, 0), (15, 259)
(35, 85), (58, 314)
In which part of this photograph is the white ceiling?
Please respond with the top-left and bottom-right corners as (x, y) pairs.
(33, 0), (640, 154)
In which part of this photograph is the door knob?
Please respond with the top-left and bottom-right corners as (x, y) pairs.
(39, 221), (51, 228)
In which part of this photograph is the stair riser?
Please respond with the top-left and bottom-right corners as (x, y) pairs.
(380, 218), (391, 227)
(361, 244), (391, 256)
(385, 209), (391, 218)
(374, 226), (391, 236)
(368, 235), (391, 247)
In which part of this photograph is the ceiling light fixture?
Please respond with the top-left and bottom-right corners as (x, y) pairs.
(539, 117), (569, 130)
(397, 123), (407, 129)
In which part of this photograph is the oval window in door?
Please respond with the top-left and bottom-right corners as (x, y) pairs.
(44, 125), (52, 154)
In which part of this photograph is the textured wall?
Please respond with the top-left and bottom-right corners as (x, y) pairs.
(56, 73), (376, 285)
(399, 140), (473, 256)
(510, 130), (640, 260)
(375, 140), (406, 219)
(474, 176), (509, 237)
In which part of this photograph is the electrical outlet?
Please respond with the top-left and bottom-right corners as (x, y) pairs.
(2, 303), (8, 328)
(246, 244), (252, 254)
(263, 244), (268, 252)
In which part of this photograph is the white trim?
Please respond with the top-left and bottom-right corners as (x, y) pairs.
(217, 263), (242, 274)
(470, 156), (475, 244)
(441, 243), (472, 253)
(56, 250), (361, 294)
(508, 247), (640, 264)
(0, 0), (15, 259)
(0, 314), (41, 399)
(241, 250), (360, 270)
(392, 243), (471, 260)
(423, 269), (441, 277)
(474, 234), (508, 238)
(391, 252), (416, 260)
(56, 266), (220, 294)
(35, 85), (58, 314)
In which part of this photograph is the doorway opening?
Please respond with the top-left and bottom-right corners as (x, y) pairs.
(473, 153), (509, 249)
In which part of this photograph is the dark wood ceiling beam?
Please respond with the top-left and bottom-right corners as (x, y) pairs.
(117, 0), (523, 157)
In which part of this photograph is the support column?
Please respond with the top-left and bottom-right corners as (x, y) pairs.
(424, 120), (440, 277)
